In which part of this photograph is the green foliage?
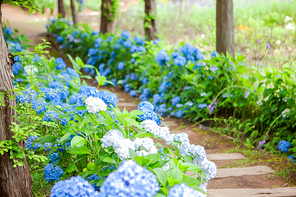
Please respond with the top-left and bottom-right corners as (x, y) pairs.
(2, 0), (38, 12)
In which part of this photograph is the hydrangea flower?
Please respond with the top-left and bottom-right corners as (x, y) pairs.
(87, 174), (101, 191)
(85, 96), (107, 113)
(57, 36), (63, 43)
(156, 50), (170, 66)
(99, 90), (119, 107)
(49, 153), (60, 164)
(44, 164), (63, 182)
(138, 101), (154, 112)
(130, 45), (138, 53)
(55, 57), (66, 70)
(118, 62), (125, 70)
(99, 160), (160, 197)
(32, 98), (48, 114)
(288, 155), (295, 162)
(121, 31), (130, 40)
(43, 110), (60, 121)
(168, 183), (206, 197)
(69, 94), (84, 106)
(199, 159), (217, 180)
(12, 62), (22, 75)
(79, 85), (100, 98)
(278, 140), (290, 153)
(123, 40), (132, 48)
(25, 136), (41, 150)
(129, 90), (137, 97)
(174, 55), (187, 67)
(171, 96), (181, 106)
(50, 176), (99, 197)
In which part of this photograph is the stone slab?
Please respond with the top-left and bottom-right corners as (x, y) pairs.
(207, 153), (246, 161)
(187, 166), (274, 179)
(207, 187), (296, 197)
(215, 166), (274, 179)
(117, 102), (137, 107)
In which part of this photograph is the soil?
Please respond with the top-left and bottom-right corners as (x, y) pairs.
(2, 4), (296, 192)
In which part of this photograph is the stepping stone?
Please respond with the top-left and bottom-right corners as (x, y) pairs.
(187, 166), (273, 179)
(207, 187), (296, 197)
(162, 121), (178, 127)
(207, 153), (246, 161)
(117, 102), (137, 107)
(216, 166), (274, 178)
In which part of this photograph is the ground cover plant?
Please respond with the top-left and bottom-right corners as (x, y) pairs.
(45, 17), (296, 164)
(2, 26), (218, 196)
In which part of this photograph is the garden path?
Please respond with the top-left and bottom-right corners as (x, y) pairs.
(2, 4), (296, 196)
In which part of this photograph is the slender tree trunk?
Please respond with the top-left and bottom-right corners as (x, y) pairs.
(0, 3), (33, 197)
(144, 0), (157, 40)
(70, 0), (78, 25)
(58, 0), (66, 18)
(100, 0), (114, 33)
(216, 0), (235, 57)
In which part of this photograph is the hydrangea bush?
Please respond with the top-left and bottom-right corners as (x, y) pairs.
(4, 26), (217, 196)
(45, 18), (296, 160)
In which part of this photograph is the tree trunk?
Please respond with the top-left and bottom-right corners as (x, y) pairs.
(100, 0), (114, 33)
(216, 0), (235, 57)
(58, 0), (66, 18)
(144, 0), (157, 40)
(70, 0), (78, 25)
(0, 3), (34, 197)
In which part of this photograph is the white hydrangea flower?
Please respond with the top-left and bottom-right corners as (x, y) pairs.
(24, 65), (38, 75)
(284, 16), (293, 23)
(285, 22), (295, 31)
(134, 137), (158, 154)
(114, 138), (135, 160)
(101, 130), (124, 148)
(85, 96), (107, 113)
(201, 34), (205, 39)
(199, 159), (217, 181)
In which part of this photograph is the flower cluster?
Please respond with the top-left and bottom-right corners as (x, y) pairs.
(278, 140), (290, 153)
(50, 176), (99, 197)
(44, 164), (63, 182)
(85, 96), (107, 113)
(137, 101), (161, 125)
(98, 160), (160, 197)
(168, 183), (206, 197)
(25, 136), (41, 150)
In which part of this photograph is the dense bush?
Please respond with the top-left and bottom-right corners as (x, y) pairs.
(2, 26), (218, 196)
(46, 18), (296, 161)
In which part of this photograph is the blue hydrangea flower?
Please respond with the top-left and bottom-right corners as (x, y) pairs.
(25, 135), (41, 150)
(32, 98), (48, 114)
(138, 101), (154, 112)
(4, 27), (13, 36)
(49, 153), (60, 164)
(123, 40), (132, 48)
(56, 36), (63, 43)
(111, 78), (117, 85)
(12, 62), (22, 75)
(175, 110), (184, 118)
(44, 164), (63, 182)
(288, 155), (294, 162)
(61, 118), (68, 126)
(49, 81), (64, 89)
(131, 58), (136, 64)
(130, 45), (138, 53)
(66, 67), (79, 78)
(196, 52), (204, 61)
(43, 143), (52, 151)
(159, 82), (167, 93)
(171, 52), (180, 59)
(153, 94), (161, 105)
(211, 51), (217, 58)
(278, 140), (290, 153)
(55, 57), (66, 70)
(88, 48), (97, 56)
(99, 160), (159, 197)
(137, 46), (146, 53)
(199, 104), (208, 109)
(171, 96), (181, 106)
(99, 90), (119, 107)
(133, 36), (145, 45)
(129, 90), (137, 97)
(69, 94), (84, 106)
(174, 55), (187, 67)
(43, 111), (60, 122)
(155, 104), (167, 116)
(121, 31), (130, 40)
(156, 50), (170, 66)
(168, 183), (205, 197)
(118, 62), (125, 70)
(79, 85), (100, 98)
(51, 176), (99, 197)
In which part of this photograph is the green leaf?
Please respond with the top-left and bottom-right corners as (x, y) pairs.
(65, 163), (77, 173)
(134, 132), (153, 138)
(130, 110), (145, 117)
(68, 146), (90, 155)
(153, 168), (168, 187)
(129, 119), (141, 129)
(75, 57), (84, 66)
(71, 136), (87, 147)
(182, 175), (200, 186)
(60, 132), (72, 143)
(102, 157), (116, 163)
(129, 148), (137, 161)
